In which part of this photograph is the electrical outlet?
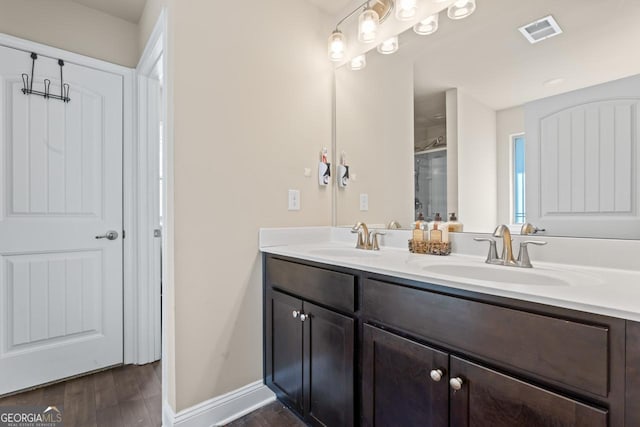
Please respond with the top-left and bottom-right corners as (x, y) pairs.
(288, 189), (300, 211)
(360, 193), (369, 211)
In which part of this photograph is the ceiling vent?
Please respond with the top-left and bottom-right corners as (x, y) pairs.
(519, 15), (563, 44)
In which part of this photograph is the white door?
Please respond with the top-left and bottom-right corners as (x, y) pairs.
(0, 45), (123, 395)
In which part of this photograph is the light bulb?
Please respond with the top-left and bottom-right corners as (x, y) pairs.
(413, 13), (439, 35)
(395, 0), (417, 21)
(350, 55), (367, 71)
(328, 30), (346, 62)
(358, 7), (379, 43)
(447, 0), (476, 20)
(377, 36), (399, 55)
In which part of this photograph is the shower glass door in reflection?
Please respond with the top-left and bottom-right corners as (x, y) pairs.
(414, 149), (447, 221)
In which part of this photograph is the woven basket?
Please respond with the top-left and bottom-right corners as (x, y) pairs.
(408, 239), (451, 256)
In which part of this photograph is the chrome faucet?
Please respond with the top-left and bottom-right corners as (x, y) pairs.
(521, 223), (545, 235)
(475, 224), (548, 268)
(351, 222), (370, 249)
(387, 220), (402, 229)
(493, 224), (517, 266)
(351, 222), (385, 250)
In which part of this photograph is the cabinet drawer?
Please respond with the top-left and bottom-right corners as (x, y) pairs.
(266, 257), (356, 313)
(450, 356), (608, 427)
(363, 279), (609, 397)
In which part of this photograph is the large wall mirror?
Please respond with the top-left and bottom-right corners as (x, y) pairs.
(334, 0), (640, 239)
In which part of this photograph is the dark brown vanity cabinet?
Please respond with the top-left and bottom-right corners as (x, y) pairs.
(265, 258), (356, 427)
(362, 324), (448, 427)
(264, 255), (631, 427)
(449, 357), (608, 427)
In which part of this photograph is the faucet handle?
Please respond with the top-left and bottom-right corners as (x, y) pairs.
(474, 237), (499, 264)
(369, 230), (386, 251)
(517, 240), (548, 268)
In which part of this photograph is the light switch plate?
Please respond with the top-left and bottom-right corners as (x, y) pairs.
(360, 193), (369, 211)
(288, 189), (300, 211)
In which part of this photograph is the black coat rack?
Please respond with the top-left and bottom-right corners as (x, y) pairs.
(21, 52), (71, 103)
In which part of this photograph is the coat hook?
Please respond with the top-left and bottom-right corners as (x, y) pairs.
(21, 73), (29, 94)
(20, 52), (71, 103)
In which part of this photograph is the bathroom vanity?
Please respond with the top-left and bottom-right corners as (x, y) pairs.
(261, 235), (640, 427)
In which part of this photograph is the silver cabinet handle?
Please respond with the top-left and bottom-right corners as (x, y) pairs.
(95, 230), (119, 240)
(292, 310), (300, 319)
(449, 377), (464, 391)
(299, 313), (308, 322)
(430, 369), (444, 382)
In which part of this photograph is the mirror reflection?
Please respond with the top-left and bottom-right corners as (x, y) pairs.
(334, 0), (640, 238)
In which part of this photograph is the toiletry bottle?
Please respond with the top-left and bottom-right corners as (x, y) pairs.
(448, 212), (463, 232)
(430, 223), (442, 243)
(413, 222), (424, 242)
(427, 213), (442, 237)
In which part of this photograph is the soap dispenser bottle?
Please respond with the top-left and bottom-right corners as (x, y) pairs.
(413, 222), (425, 242)
(430, 223), (442, 242)
(447, 212), (463, 232)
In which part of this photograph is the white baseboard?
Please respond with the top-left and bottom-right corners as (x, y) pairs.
(163, 381), (276, 427)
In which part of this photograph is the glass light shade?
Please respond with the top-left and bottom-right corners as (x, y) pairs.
(350, 55), (367, 71)
(413, 13), (439, 35)
(358, 8), (380, 43)
(377, 36), (399, 55)
(447, 0), (476, 20)
(328, 30), (346, 62)
(395, 0), (417, 20)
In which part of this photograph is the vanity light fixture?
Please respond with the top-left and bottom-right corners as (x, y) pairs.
(377, 36), (399, 55)
(447, 0), (476, 20)
(350, 55), (367, 70)
(396, 0), (418, 21)
(358, 4), (380, 43)
(327, 0), (394, 61)
(328, 30), (346, 62)
(414, 13), (439, 35)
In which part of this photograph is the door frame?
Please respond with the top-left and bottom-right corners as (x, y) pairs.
(133, 12), (166, 366)
(0, 32), (155, 367)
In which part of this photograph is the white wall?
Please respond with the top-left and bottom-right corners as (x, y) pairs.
(455, 90), (497, 232)
(0, 0), (139, 67)
(496, 106), (524, 225)
(168, 0), (333, 412)
(335, 58), (415, 227)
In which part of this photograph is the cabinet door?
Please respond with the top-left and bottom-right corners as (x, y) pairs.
(266, 290), (304, 414)
(303, 301), (355, 427)
(449, 356), (608, 427)
(362, 324), (449, 427)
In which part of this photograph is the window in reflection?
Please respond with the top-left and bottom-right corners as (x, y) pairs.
(513, 135), (526, 224)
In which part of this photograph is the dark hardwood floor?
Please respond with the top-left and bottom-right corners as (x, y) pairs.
(0, 362), (161, 427)
(225, 401), (306, 427)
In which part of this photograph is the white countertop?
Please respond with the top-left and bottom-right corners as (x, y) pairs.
(260, 231), (640, 322)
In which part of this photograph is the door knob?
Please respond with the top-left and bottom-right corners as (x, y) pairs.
(95, 230), (119, 240)
(430, 369), (444, 382)
(299, 313), (308, 322)
(292, 310), (300, 319)
(449, 377), (464, 391)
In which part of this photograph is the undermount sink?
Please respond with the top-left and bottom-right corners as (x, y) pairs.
(422, 264), (571, 287)
(308, 247), (381, 258)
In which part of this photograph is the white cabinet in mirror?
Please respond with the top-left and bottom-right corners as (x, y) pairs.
(333, 0), (640, 239)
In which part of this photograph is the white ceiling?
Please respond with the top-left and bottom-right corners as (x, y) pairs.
(71, 0), (147, 23)
(394, 0), (640, 132)
(306, 0), (354, 16)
